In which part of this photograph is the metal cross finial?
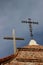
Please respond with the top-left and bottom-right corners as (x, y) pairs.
(21, 18), (38, 39)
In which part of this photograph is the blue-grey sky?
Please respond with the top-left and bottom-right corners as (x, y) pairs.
(0, 0), (43, 58)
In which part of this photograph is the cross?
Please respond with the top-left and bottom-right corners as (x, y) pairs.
(2, 29), (24, 54)
(21, 18), (38, 39)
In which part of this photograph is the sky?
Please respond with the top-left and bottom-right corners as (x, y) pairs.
(0, 0), (43, 58)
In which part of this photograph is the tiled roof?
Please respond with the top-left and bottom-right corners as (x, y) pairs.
(2, 44), (43, 65)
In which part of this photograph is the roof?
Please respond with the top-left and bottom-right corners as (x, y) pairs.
(10, 43), (43, 65)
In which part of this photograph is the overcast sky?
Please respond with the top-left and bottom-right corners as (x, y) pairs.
(0, 0), (43, 58)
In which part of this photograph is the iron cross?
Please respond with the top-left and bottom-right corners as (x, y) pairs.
(21, 18), (38, 39)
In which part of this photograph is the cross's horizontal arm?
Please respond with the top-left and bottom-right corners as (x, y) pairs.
(3, 37), (24, 40)
(22, 21), (38, 24)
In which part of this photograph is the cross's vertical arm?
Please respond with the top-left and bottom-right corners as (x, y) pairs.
(29, 22), (33, 39)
